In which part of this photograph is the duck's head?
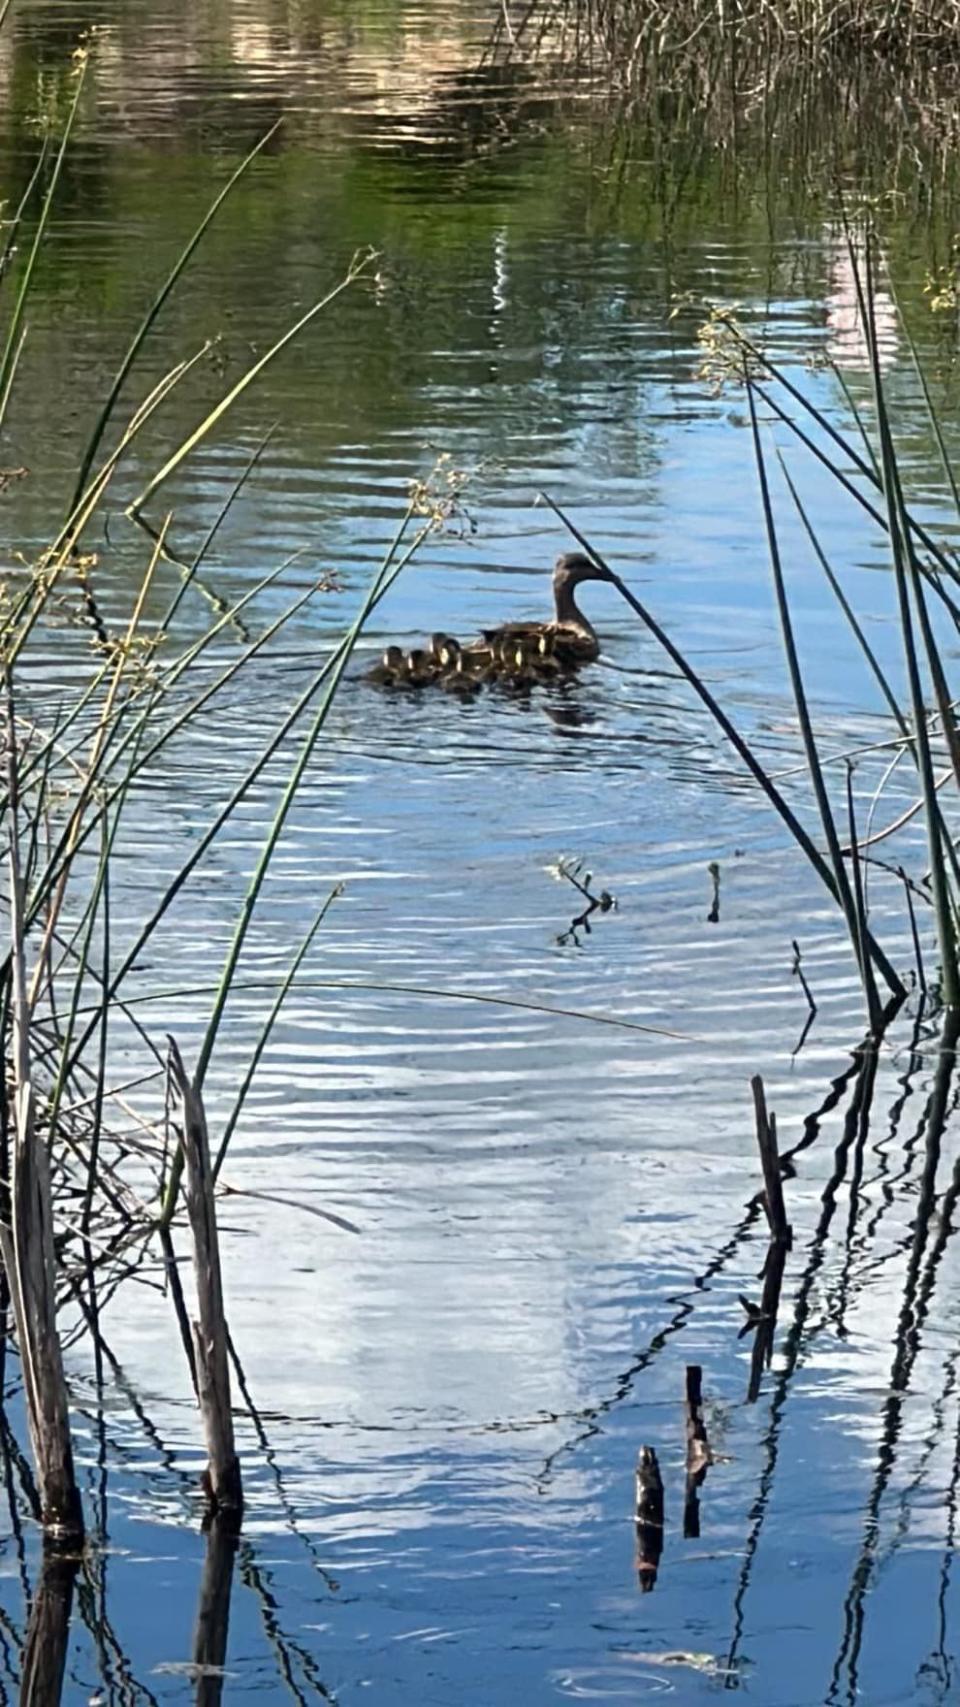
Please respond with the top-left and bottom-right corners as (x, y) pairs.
(383, 645), (405, 669)
(438, 636), (462, 669)
(406, 648), (429, 672)
(553, 551), (616, 590)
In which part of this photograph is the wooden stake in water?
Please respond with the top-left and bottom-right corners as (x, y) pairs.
(750, 1075), (791, 1246)
(167, 1037), (243, 1521)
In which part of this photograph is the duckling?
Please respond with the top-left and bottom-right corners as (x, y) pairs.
(481, 552), (615, 666)
(532, 632), (563, 678)
(366, 644), (406, 686)
(458, 643), (499, 683)
(430, 632), (458, 667)
(497, 638), (539, 690)
(401, 647), (436, 687)
(439, 652), (481, 695)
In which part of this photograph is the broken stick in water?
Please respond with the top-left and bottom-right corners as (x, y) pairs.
(167, 1036), (243, 1522)
(635, 1444), (664, 1591)
(750, 1074), (791, 1246)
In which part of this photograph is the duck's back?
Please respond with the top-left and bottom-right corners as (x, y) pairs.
(481, 619), (598, 665)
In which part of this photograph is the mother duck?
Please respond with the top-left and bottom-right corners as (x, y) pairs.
(478, 551), (615, 667)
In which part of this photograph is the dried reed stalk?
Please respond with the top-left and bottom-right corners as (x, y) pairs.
(0, 683), (83, 1544)
(167, 1037), (242, 1521)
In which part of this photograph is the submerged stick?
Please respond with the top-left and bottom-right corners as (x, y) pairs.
(635, 1444), (664, 1591)
(167, 1038), (242, 1522)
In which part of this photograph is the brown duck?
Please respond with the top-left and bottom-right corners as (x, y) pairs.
(479, 552), (614, 666)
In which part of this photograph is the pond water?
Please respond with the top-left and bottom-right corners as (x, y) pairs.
(4, 2), (960, 1703)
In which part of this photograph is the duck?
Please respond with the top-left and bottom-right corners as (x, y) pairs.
(481, 552), (614, 667)
(366, 644), (406, 686)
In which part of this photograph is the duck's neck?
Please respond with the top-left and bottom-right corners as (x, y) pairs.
(553, 578), (596, 637)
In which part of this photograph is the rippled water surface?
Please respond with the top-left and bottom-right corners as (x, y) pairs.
(4, 2), (960, 1703)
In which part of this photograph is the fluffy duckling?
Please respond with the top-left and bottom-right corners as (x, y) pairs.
(402, 647), (436, 687)
(532, 632), (563, 678)
(439, 652), (481, 695)
(458, 643), (499, 683)
(498, 638), (539, 690)
(366, 644), (406, 686)
(430, 632), (458, 667)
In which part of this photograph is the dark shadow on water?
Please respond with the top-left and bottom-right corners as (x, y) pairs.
(535, 1026), (873, 1491)
(827, 1011), (960, 1707)
(21, 1550), (76, 1707)
(723, 1027), (887, 1681)
(193, 1518), (239, 1707)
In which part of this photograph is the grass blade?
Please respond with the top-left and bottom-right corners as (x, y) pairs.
(162, 421), (279, 635)
(861, 233), (958, 1010)
(74, 976), (699, 1043)
(0, 53), (88, 433)
(127, 248), (375, 522)
(0, 138), (51, 295)
(845, 763), (882, 1034)
(212, 883), (343, 1179)
(68, 121), (283, 513)
(158, 503), (429, 1223)
(778, 455), (910, 738)
(747, 382), (880, 1022)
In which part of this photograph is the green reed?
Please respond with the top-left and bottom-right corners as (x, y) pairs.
(544, 225), (960, 1022)
(0, 40), (423, 1395)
